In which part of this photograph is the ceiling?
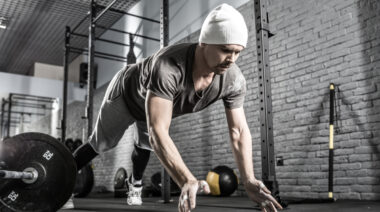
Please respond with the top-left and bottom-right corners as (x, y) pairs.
(0, 0), (139, 76)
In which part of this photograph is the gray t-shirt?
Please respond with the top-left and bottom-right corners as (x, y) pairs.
(122, 43), (246, 121)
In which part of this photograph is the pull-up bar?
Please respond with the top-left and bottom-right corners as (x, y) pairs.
(71, 51), (127, 63)
(69, 46), (128, 61)
(71, 32), (130, 47)
(97, 25), (160, 42)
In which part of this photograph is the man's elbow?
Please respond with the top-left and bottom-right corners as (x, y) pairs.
(148, 126), (166, 150)
(148, 127), (158, 148)
(230, 126), (251, 144)
(230, 127), (242, 143)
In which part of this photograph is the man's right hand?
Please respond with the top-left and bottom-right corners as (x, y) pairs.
(178, 180), (210, 212)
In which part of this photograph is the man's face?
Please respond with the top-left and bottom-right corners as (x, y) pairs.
(202, 44), (244, 74)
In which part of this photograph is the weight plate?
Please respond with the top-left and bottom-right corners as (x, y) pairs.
(114, 168), (127, 189)
(73, 164), (93, 198)
(64, 138), (75, 153)
(0, 132), (77, 212)
(73, 139), (83, 151)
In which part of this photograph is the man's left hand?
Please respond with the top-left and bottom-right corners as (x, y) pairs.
(244, 179), (283, 212)
(178, 180), (210, 212)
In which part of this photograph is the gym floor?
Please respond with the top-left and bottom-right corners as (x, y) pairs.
(59, 194), (380, 212)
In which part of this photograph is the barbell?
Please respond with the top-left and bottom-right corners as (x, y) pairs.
(0, 132), (77, 212)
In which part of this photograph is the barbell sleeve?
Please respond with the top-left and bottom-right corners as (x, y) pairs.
(0, 170), (35, 180)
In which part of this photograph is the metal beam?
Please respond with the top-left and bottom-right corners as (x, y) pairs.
(9, 104), (52, 110)
(160, 0), (171, 204)
(10, 93), (55, 101)
(0, 99), (6, 139)
(96, 25), (160, 42)
(70, 50), (127, 63)
(6, 94), (12, 138)
(93, 0), (118, 23)
(62, 26), (71, 142)
(2, 111), (46, 116)
(71, 32), (130, 47)
(69, 46), (128, 60)
(11, 97), (55, 103)
(253, 0), (282, 204)
(86, 0), (96, 138)
(11, 102), (49, 108)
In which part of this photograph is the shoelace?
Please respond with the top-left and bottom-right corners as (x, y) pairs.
(131, 190), (141, 197)
(128, 187), (141, 197)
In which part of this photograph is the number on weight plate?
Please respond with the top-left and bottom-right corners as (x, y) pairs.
(8, 191), (19, 202)
(43, 150), (54, 160)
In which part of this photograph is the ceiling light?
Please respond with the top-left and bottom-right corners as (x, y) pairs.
(0, 17), (8, 29)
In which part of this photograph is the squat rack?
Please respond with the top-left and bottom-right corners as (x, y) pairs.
(253, 0), (284, 205)
(61, 0), (172, 203)
(61, 0), (160, 143)
(61, 0), (284, 205)
(0, 93), (56, 139)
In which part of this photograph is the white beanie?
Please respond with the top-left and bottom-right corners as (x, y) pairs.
(199, 3), (248, 48)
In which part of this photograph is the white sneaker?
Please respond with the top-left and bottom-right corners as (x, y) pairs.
(61, 195), (74, 209)
(127, 183), (143, 205)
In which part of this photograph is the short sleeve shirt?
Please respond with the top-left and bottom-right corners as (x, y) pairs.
(122, 43), (246, 121)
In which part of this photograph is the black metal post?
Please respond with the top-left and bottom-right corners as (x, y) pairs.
(87, 0), (97, 138)
(253, 0), (282, 204)
(6, 94), (12, 138)
(160, 0), (171, 204)
(62, 26), (71, 143)
(329, 83), (335, 200)
(0, 99), (6, 139)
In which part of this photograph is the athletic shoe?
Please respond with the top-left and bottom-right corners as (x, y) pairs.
(127, 182), (143, 205)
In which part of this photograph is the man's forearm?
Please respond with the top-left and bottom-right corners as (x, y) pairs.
(150, 127), (196, 187)
(230, 128), (255, 185)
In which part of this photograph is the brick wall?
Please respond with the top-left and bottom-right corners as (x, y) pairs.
(27, 0), (380, 200)
(142, 0), (380, 200)
(266, 0), (380, 200)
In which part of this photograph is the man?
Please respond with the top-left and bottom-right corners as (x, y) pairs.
(68, 3), (283, 212)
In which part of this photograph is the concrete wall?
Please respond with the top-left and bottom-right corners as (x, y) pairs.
(33, 62), (64, 81)
(32, 55), (87, 82)
(0, 72), (86, 104)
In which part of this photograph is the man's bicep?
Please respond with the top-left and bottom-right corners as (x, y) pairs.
(145, 90), (173, 131)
